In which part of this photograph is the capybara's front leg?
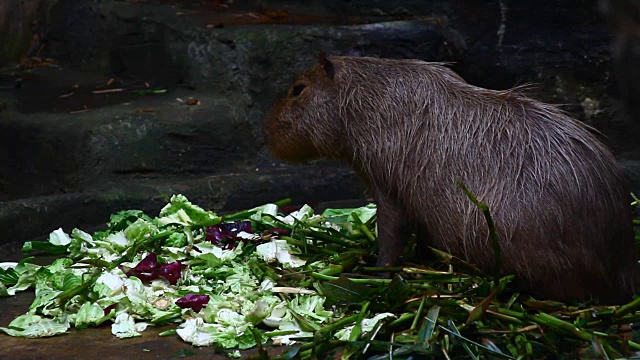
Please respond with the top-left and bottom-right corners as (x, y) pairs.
(374, 195), (410, 268)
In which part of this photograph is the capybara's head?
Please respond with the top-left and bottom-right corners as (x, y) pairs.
(262, 53), (345, 162)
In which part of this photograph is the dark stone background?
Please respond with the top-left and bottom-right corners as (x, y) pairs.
(0, 0), (639, 245)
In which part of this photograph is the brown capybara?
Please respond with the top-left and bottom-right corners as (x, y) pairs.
(262, 54), (638, 304)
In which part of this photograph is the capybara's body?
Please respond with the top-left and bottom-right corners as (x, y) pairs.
(263, 55), (638, 304)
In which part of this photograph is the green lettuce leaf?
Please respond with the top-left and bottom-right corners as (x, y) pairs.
(6, 258), (41, 295)
(108, 210), (153, 232)
(157, 195), (221, 227)
(0, 314), (69, 337)
(75, 302), (106, 329)
(111, 312), (146, 338)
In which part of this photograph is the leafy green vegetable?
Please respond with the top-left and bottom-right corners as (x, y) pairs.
(164, 232), (187, 247)
(112, 312), (146, 338)
(321, 204), (376, 225)
(157, 194), (221, 227)
(0, 314), (69, 338)
(108, 210), (154, 232)
(0, 263), (19, 286)
(75, 302), (108, 329)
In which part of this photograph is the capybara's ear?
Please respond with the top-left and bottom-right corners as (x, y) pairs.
(318, 52), (335, 79)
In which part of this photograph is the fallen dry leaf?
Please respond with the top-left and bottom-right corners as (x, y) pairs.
(135, 107), (155, 113)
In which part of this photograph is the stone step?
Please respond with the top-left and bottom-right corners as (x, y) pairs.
(0, 84), (265, 200)
(0, 6), (460, 201)
(0, 164), (366, 244)
(55, 0), (463, 93)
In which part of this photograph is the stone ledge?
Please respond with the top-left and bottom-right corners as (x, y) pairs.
(0, 164), (365, 245)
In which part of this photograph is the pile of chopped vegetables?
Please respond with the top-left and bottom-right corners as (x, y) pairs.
(1, 194), (640, 359)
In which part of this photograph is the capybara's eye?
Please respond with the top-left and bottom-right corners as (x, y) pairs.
(291, 83), (306, 97)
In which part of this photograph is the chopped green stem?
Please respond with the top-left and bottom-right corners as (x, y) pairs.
(493, 307), (527, 320)
(310, 272), (391, 284)
(55, 271), (103, 306)
(318, 314), (360, 336)
(76, 259), (117, 268)
(360, 266), (405, 273)
(265, 330), (299, 338)
(221, 210), (258, 221)
(532, 313), (593, 342)
(359, 224), (376, 242)
(260, 213), (292, 227)
(457, 180), (502, 285)
(586, 313), (640, 327)
(274, 198), (293, 207)
(411, 296), (427, 330)
(279, 236), (339, 255)
(300, 229), (356, 247)
(350, 302), (370, 341)
(615, 295), (640, 317)
(387, 313), (416, 328)
(317, 264), (344, 276)
(485, 310), (526, 325)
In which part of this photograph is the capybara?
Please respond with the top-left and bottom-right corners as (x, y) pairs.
(262, 54), (638, 304)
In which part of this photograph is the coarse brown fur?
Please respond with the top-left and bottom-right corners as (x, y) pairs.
(262, 54), (639, 304)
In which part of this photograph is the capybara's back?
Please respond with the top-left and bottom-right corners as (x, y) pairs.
(405, 77), (638, 303)
(263, 55), (638, 303)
